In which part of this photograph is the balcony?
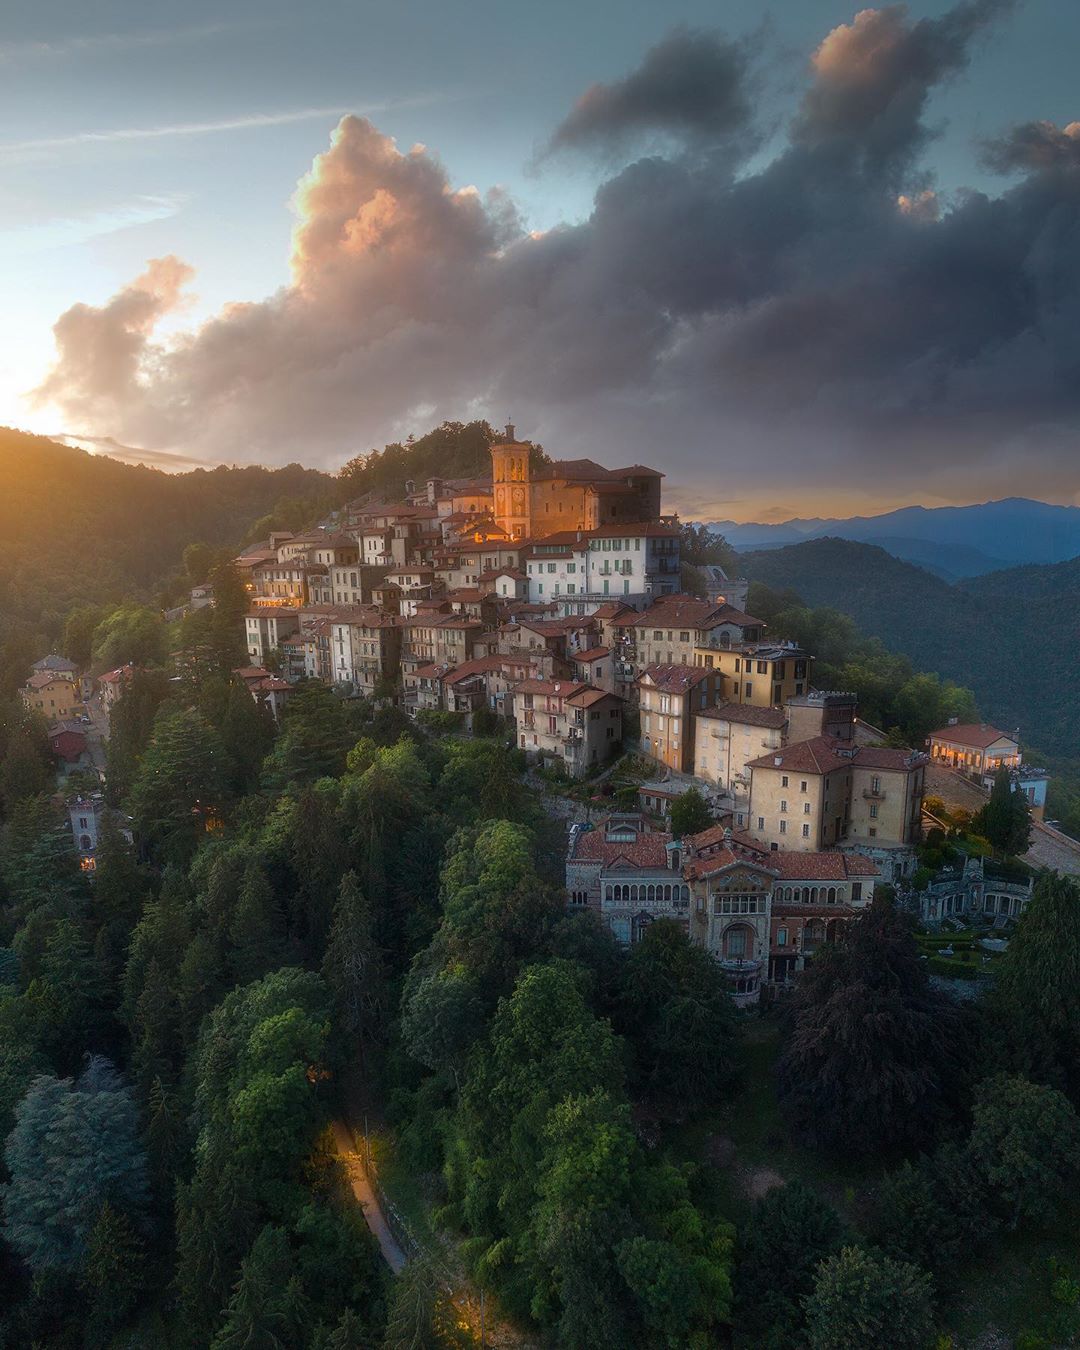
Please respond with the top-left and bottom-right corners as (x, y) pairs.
(862, 788), (887, 800)
(716, 955), (763, 976)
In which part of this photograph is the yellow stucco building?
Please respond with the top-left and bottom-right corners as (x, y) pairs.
(489, 426), (663, 541)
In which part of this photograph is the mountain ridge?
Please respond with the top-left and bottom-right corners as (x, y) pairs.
(708, 497), (1080, 577)
(741, 537), (1080, 757)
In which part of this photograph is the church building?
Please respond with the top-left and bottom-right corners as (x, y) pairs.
(490, 424), (664, 540)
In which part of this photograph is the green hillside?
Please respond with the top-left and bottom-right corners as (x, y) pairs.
(741, 537), (1080, 759)
(0, 427), (336, 631)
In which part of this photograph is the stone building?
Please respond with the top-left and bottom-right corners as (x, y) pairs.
(489, 425), (663, 541)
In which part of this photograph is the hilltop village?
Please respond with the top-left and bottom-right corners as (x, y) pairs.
(40, 424), (1019, 1008)
(7, 430), (1080, 1347)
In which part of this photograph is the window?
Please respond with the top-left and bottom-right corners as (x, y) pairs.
(757, 817), (765, 830)
(802, 823), (810, 838)
(757, 660), (768, 674)
(779, 820), (787, 834)
(803, 802), (811, 814)
(869, 828), (877, 837)
(781, 775), (788, 787)
(852, 883), (863, 902)
(744, 682), (753, 698)
(679, 631), (690, 642)
(869, 803), (879, 819)
(871, 775), (881, 793)
(780, 800), (787, 813)
(725, 928), (747, 957)
(547, 563), (556, 573)
(801, 780), (808, 792)
(777, 928), (788, 946)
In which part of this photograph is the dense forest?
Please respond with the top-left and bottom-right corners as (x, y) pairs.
(0, 427), (1078, 1343)
(741, 538), (1080, 755)
(2, 632), (1080, 1344)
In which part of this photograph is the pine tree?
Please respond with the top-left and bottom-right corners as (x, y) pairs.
(322, 871), (387, 1063)
(2, 1060), (148, 1273)
(211, 1225), (299, 1349)
(669, 787), (713, 838)
(975, 765), (1032, 857)
(32, 916), (108, 1070)
(81, 1201), (147, 1349)
(991, 871), (1080, 1104)
(91, 815), (149, 983)
(230, 859), (289, 984)
(128, 705), (228, 862)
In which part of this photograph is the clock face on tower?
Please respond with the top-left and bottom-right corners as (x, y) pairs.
(512, 486), (525, 512)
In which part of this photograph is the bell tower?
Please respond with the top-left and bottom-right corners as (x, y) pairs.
(490, 422), (531, 540)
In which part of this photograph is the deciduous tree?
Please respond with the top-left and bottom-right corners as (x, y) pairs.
(804, 1246), (934, 1350)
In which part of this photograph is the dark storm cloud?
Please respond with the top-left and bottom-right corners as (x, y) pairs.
(795, 0), (1013, 175)
(35, 3), (1080, 507)
(983, 118), (1080, 172)
(543, 27), (753, 158)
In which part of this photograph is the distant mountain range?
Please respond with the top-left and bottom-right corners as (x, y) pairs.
(740, 538), (1080, 757)
(707, 498), (1080, 579)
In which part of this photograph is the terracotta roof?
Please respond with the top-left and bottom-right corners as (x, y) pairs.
(748, 735), (926, 776)
(686, 823), (768, 855)
(571, 827), (673, 868)
(493, 567), (528, 581)
(405, 614), (484, 630)
(631, 596), (764, 631)
(575, 646), (610, 662)
(772, 852), (879, 880)
(331, 605), (402, 628)
(928, 723), (1015, 749)
(25, 671), (69, 690)
(442, 657), (504, 684)
(512, 679), (590, 698)
(566, 687), (616, 709)
(98, 665), (135, 684)
(533, 457), (616, 482)
(746, 738), (847, 775)
(684, 848), (779, 880)
(638, 663), (715, 693)
(592, 601), (635, 620)
(697, 702), (787, 729)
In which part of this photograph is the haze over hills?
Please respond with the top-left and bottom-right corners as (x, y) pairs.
(709, 499), (1080, 579)
(741, 538), (1080, 759)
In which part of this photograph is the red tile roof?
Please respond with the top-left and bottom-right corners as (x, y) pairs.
(928, 723), (1014, 749)
(771, 852), (879, 880)
(512, 678), (590, 698)
(638, 663), (715, 693)
(567, 687), (617, 709)
(575, 646), (610, 662)
(571, 828), (673, 868)
(746, 736), (924, 775)
(697, 702), (787, 729)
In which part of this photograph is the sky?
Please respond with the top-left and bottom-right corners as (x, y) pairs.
(2, 0), (1080, 521)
